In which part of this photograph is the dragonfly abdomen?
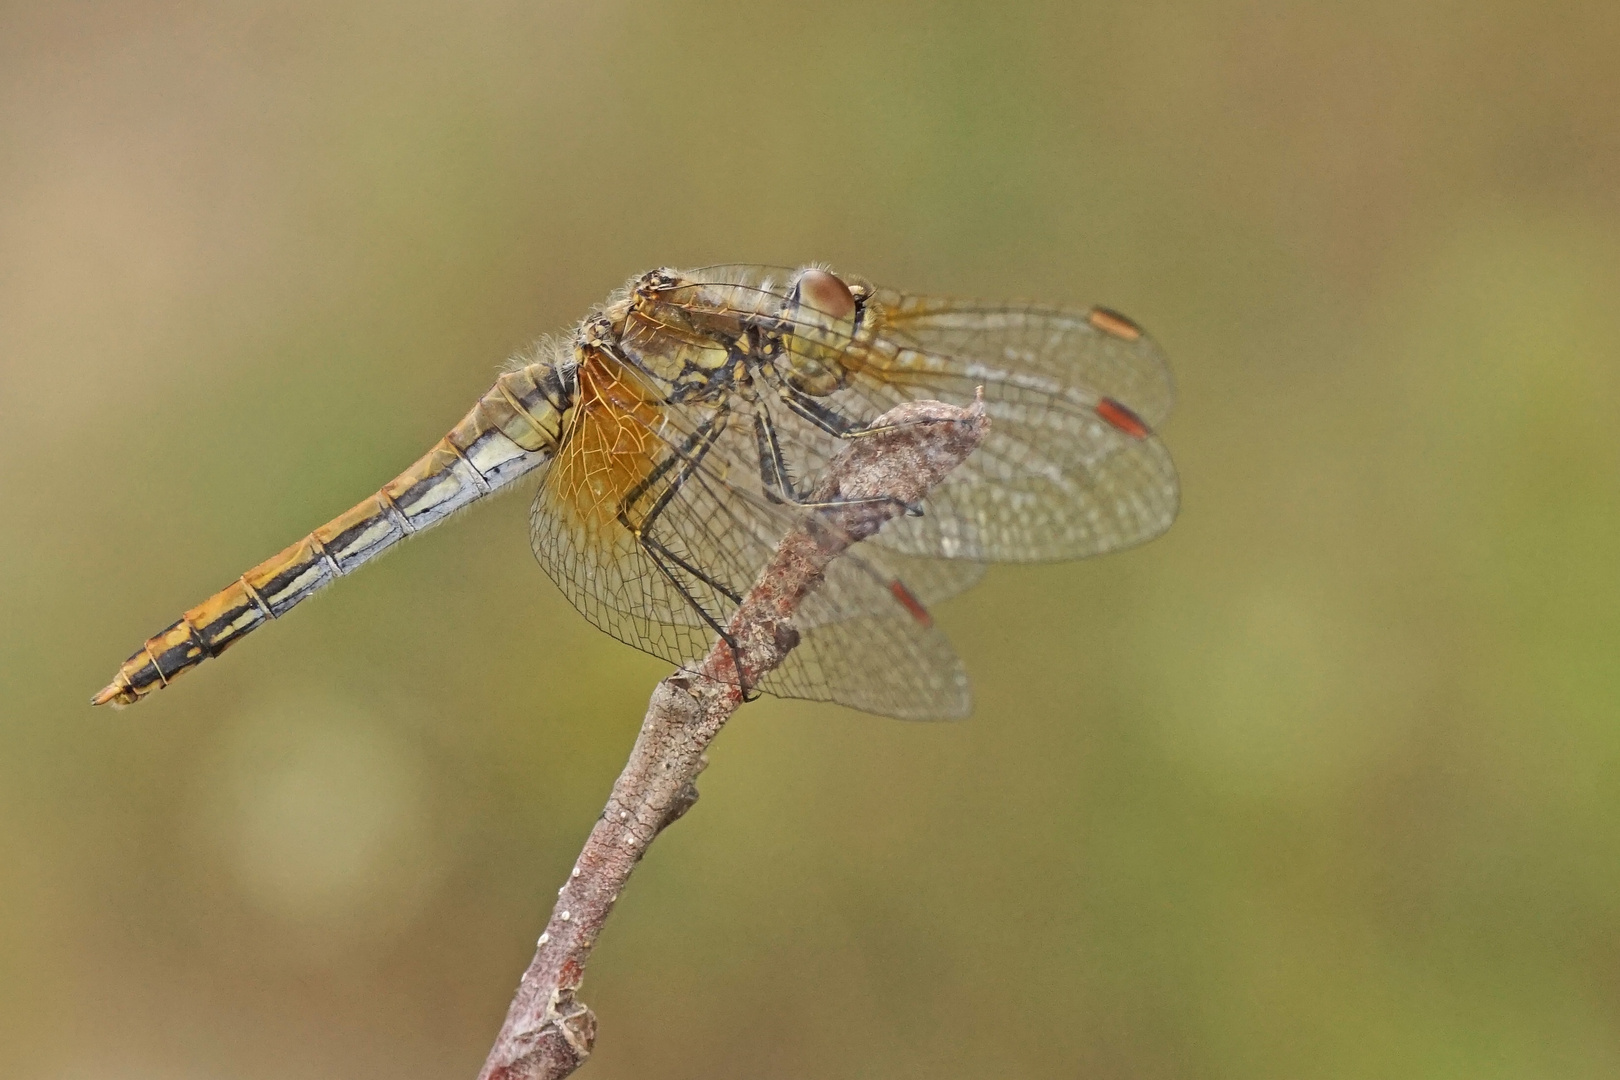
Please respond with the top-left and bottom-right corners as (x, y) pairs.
(93, 362), (571, 707)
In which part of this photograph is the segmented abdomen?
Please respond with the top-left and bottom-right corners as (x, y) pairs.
(93, 361), (572, 707)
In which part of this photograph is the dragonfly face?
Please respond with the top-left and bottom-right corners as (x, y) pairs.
(96, 264), (1179, 719)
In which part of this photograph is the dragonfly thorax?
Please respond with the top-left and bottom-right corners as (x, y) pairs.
(618, 265), (872, 400)
(614, 277), (738, 399)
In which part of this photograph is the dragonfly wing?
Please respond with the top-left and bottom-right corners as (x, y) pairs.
(763, 598), (971, 720)
(873, 409), (1178, 565)
(869, 292), (1175, 426)
(769, 290), (1180, 563)
(529, 391), (972, 719)
(704, 387), (989, 623)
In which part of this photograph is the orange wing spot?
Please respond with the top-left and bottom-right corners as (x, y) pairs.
(888, 579), (933, 628)
(549, 350), (666, 534)
(1096, 397), (1151, 439)
(1087, 306), (1143, 341)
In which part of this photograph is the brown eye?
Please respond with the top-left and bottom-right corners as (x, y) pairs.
(795, 268), (857, 321)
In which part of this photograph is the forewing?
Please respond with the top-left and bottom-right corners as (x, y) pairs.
(768, 295), (1179, 563)
(660, 268), (1180, 564)
(871, 291), (1175, 426)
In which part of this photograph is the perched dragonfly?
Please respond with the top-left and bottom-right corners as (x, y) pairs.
(94, 265), (1178, 719)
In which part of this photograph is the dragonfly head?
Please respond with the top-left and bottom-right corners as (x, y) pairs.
(791, 268), (856, 321)
(780, 267), (862, 396)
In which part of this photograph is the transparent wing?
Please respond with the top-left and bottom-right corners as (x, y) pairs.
(659, 267), (1179, 563)
(529, 370), (974, 719)
(870, 289), (1175, 425)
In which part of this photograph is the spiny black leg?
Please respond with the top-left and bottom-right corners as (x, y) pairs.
(614, 409), (755, 695)
(617, 409), (728, 522)
(777, 383), (865, 439)
(778, 381), (951, 444)
(619, 422), (743, 609)
(755, 402), (924, 518)
(641, 531), (742, 607)
(753, 410), (799, 503)
(640, 538), (750, 695)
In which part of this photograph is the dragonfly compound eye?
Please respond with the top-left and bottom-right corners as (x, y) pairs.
(782, 268), (857, 397)
(793, 268), (857, 322)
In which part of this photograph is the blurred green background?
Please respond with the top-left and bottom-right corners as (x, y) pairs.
(5, 2), (1620, 1077)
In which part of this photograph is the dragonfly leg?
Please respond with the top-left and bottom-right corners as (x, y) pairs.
(616, 410), (757, 696)
(752, 409), (800, 504)
(754, 403), (925, 518)
(776, 380), (946, 444)
(776, 383), (865, 440)
(639, 536), (755, 699)
(614, 406), (725, 518)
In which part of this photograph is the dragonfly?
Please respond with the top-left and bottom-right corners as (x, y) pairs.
(93, 265), (1179, 719)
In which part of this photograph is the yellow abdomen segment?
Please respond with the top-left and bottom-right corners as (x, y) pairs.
(93, 363), (569, 707)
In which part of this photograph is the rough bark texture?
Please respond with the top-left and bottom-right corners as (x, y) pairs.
(477, 395), (989, 1080)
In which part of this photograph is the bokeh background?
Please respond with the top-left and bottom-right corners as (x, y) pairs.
(5, 2), (1620, 1077)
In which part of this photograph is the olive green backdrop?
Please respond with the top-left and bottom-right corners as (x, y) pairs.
(4, 2), (1619, 1077)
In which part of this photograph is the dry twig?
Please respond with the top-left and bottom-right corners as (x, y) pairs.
(477, 394), (989, 1080)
